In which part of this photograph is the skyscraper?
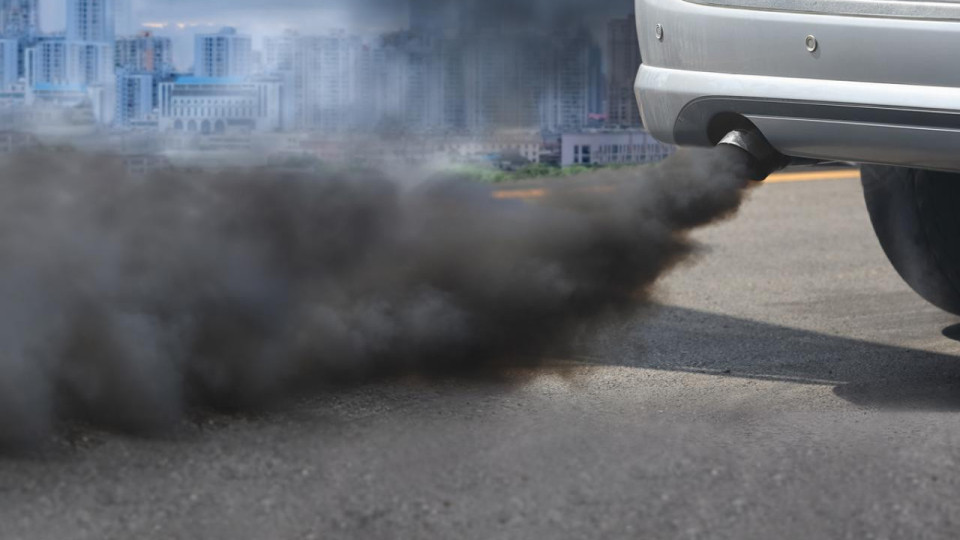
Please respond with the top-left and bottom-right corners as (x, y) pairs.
(288, 32), (371, 132)
(114, 32), (173, 126)
(1, 0), (39, 79)
(459, 29), (545, 132)
(66, 41), (113, 85)
(263, 30), (297, 72)
(540, 27), (602, 133)
(22, 0), (116, 123)
(0, 0), (38, 36)
(194, 27), (252, 78)
(0, 38), (17, 88)
(66, 0), (115, 43)
(606, 13), (642, 128)
(378, 31), (449, 132)
(116, 31), (172, 73)
(115, 70), (153, 125)
(27, 37), (68, 85)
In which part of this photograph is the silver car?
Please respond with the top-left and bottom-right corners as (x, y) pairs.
(634, 0), (960, 315)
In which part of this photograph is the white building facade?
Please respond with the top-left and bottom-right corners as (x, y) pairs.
(561, 130), (674, 167)
(158, 76), (282, 134)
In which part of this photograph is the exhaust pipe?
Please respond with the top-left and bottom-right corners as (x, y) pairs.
(717, 129), (791, 181)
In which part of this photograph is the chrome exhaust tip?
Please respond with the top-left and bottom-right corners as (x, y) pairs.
(717, 129), (791, 181)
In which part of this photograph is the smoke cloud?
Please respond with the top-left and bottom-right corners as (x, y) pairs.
(0, 147), (752, 449)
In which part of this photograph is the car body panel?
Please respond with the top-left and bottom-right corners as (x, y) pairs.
(634, 0), (960, 170)
(686, 0), (960, 21)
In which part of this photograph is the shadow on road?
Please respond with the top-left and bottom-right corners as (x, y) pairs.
(942, 322), (960, 342)
(582, 305), (960, 411)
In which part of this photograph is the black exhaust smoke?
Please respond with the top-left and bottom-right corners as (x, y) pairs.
(0, 147), (755, 449)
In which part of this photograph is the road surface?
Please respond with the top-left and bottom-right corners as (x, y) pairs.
(3, 168), (960, 540)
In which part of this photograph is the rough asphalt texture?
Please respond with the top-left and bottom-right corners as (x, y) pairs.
(2, 172), (959, 539)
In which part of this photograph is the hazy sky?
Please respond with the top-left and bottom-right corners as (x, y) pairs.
(41, 0), (414, 34)
(40, 0), (631, 34)
(39, 0), (633, 68)
(40, 0), (411, 67)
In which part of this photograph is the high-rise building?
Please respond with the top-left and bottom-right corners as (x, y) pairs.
(26, 37), (67, 85)
(62, 0), (115, 90)
(606, 13), (642, 128)
(0, 0), (38, 36)
(24, 36), (90, 109)
(263, 30), (297, 72)
(116, 31), (173, 73)
(24, 0), (115, 124)
(66, 0), (115, 43)
(459, 29), (544, 132)
(1, 0), (39, 79)
(66, 41), (113, 85)
(377, 31), (449, 132)
(287, 32), (375, 132)
(114, 32), (173, 126)
(540, 27), (602, 133)
(587, 45), (604, 118)
(27, 38), (112, 89)
(0, 38), (17, 89)
(194, 27), (252, 78)
(115, 69), (153, 125)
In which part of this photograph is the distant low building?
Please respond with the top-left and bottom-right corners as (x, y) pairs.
(157, 76), (282, 134)
(439, 131), (543, 164)
(27, 81), (87, 106)
(561, 130), (673, 167)
(0, 130), (39, 153)
(120, 153), (170, 175)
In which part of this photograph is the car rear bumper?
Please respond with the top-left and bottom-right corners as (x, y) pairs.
(634, 0), (960, 171)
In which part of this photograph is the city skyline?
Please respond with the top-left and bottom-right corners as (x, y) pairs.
(2, 0), (646, 140)
(32, 0), (633, 70)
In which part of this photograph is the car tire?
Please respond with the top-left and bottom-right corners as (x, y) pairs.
(861, 165), (960, 315)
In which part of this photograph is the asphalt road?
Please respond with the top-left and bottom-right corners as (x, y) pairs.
(3, 168), (960, 540)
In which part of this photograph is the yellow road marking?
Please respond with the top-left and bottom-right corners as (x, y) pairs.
(492, 185), (616, 200)
(492, 169), (860, 200)
(492, 188), (547, 200)
(764, 169), (860, 183)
